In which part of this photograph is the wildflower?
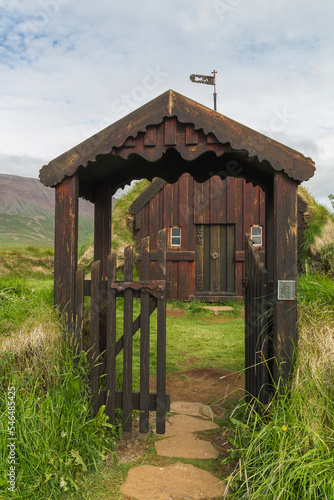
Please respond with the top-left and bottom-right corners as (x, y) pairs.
(282, 425), (287, 431)
(59, 479), (66, 488)
(61, 430), (67, 438)
(244, 424), (247, 429)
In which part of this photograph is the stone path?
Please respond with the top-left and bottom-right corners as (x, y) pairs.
(119, 402), (228, 500)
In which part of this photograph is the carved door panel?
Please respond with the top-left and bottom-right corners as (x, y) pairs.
(195, 224), (235, 296)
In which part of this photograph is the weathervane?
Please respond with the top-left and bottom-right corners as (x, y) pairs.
(189, 70), (217, 111)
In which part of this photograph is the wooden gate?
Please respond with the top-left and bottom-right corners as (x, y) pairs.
(244, 235), (272, 405)
(74, 228), (169, 434)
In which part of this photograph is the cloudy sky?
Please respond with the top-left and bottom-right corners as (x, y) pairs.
(1, 0), (333, 207)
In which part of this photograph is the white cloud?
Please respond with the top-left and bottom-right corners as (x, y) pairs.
(0, 0), (333, 205)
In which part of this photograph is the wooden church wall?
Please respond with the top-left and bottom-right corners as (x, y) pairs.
(133, 173), (265, 301)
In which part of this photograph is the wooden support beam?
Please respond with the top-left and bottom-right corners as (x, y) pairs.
(94, 179), (112, 278)
(54, 174), (79, 332)
(272, 172), (298, 384)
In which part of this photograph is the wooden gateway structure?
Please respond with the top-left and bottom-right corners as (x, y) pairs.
(39, 89), (315, 427)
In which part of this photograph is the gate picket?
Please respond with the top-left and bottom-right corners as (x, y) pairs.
(107, 253), (117, 425)
(156, 228), (167, 434)
(244, 235), (271, 405)
(140, 236), (150, 432)
(123, 246), (134, 431)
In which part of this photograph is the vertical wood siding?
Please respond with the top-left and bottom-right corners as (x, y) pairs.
(134, 173), (265, 301)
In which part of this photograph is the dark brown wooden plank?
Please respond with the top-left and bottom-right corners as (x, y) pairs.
(226, 177), (237, 224)
(106, 253), (117, 425)
(156, 228), (167, 434)
(186, 124), (198, 145)
(98, 391), (170, 413)
(273, 172), (298, 384)
(195, 225), (204, 296)
(203, 225), (210, 292)
(144, 125), (157, 146)
(178, 173), (189, 248)
(164, 116), (177, 146)
(220, 224), (227, 292)
(123, 246), (133, 431)
(210, 224), (220, 293)
(94, 179), (112, 279)
(115, 298), (157, 355)
(94, 179), (112, 351)
(227, 225), (235, 293)
(172, 180), (179, 227)
(74, 268), (85, 350)
(54, 174), (79, 331)
(90, 260), (100, 416)
(140, 236), (150, 433)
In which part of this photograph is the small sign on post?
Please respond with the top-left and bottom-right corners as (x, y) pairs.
(277, 280), (296, 300)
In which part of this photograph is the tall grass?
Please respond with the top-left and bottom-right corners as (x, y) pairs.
(0, 275), (117, 499)
(225, 275), (334, 499)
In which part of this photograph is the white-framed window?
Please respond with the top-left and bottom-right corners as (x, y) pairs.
(170, 227), (181, 247)
(251, 225), (262, 246)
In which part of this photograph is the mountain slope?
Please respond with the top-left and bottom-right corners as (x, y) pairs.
(0, 173), (94, 247)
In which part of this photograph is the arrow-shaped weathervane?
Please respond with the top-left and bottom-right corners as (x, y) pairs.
(190, 70), (217, 111)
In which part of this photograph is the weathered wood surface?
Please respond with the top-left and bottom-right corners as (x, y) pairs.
(54, 174), (79, 330)
(244, 236), (271, 405)
(90, 260), (101, 415)
(106, 253), (117, 425)
(272, 172), (298, 383)
(74, 234), (168, 432)
(132, 174), (266, 300)
(156, 229), (167, 434)
(140, 236), (150, 432)
(123, 245), (133, 432)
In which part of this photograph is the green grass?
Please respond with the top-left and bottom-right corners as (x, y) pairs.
(0, 274), (118, 499)
(110, 299), (245, 392)
(225, 274), (334, 499)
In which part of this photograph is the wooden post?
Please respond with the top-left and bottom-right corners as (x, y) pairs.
(54, 174), (79, 332)
(94, 179), (112, 278)
(272, 171), (298, 383)
(94, 179), (112, 349)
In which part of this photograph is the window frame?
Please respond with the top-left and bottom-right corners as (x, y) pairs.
(250, 225), (263, 247)
(170, 226), (182, 247)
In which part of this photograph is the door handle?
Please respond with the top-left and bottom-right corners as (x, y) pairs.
(211, 252), (219, 259)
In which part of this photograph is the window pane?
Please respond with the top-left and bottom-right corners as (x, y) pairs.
(171, 227), (181, 237)
(171, 237), (181, 246)
(252, 226), (262, 236)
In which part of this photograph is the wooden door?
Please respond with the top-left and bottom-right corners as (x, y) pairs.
(195, 224), (235, 299)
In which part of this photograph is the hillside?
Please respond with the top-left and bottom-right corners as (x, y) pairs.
(0, 173), (94, 247)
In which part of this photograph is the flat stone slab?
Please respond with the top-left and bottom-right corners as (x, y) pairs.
(120, 462), (227, 500)
(155, 432), (219, 459)
(153, 414), (219, 459)
(155, 414), (218, 438)
(203, 305), (234, 312)
(170, 401), (217, 419)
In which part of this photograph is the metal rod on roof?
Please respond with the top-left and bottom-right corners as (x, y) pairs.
(189, 70), (217, 111)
